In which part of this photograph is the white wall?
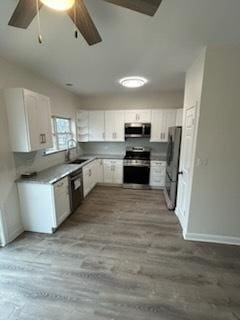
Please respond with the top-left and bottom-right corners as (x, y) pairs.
(185, 46), (240, 245)
(0, 56), (79, 245)
(78, 91), (183, 110)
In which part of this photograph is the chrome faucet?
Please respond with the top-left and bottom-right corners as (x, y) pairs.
(65, 138), (77, 162)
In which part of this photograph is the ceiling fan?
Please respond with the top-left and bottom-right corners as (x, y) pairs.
(8, 0), (163, 45)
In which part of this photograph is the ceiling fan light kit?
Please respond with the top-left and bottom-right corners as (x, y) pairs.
(8, 0), (163, 46)
(40, 0), (75, 11)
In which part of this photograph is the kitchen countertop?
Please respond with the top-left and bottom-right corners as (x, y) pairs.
(16, 163), (85, 185)
(16, 154), (124, 185)
(16, 153), (165, 185)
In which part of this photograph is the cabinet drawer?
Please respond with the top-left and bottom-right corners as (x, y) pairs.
(151, 161), (166, 167)
(54, 177), (69, 195)
(150, 176), (165, 187)
(103, 159), (123, 166)
(151, 167), (166, 176)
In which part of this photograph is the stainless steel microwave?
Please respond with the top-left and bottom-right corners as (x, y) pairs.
(125, 123), (151, 138)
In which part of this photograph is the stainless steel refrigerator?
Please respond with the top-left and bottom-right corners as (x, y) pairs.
(164, 126), (182, 210)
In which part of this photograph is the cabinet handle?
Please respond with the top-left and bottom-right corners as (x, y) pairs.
(40, 133), (46, 144)
(102, 132), (105, 140)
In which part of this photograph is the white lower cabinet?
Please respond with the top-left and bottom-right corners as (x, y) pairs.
(103, 160), (123, 184)
(97, 159), (104, 183)
(17, 177), (70, 234)
(54, 178), (71, 226)
(83, 160), (98, 197)
(150, 161), (166, 188)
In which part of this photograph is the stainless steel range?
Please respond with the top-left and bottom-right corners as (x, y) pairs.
(123, 147), (151, 189)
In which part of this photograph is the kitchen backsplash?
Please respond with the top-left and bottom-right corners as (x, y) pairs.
(78, 139), (167, 156)
(14, 139), (166, 176)
(14, 148), (78, 176)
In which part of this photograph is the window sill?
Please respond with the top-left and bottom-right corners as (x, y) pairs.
(43, 147), (76, 156)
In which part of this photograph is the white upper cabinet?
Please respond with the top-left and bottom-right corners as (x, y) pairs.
(176, 108), (183, 126)
(88, 111), (105, 141)
(150, 109), (177, 142)
(5, 88), (53, 152)
(37, 94), (53, 149)
(125, 109), (151, 123)
(105, 110), (124, 142)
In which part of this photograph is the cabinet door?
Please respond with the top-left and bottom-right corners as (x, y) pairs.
(125, 110), (151, 123)
(151, 109), (177, 142)
(38, 94), (53, 149)
(54, 178), (70, 226)
(24, 90), (41, 151)
(97, 159), (104, 183)
(103, 160), (113, 183)
(162, 110), (177, 142)
(105, 111), (124, 141)
(150, 109), (163, 142)
(90, 161), (97, 189)
(125, 110), (138, 123)
(138, 110), (151, 122)
(89, 111), (105, 141)
(83, 165), (91, 197)
(113, 162), (123, 184)
(150, 161), (166, 187)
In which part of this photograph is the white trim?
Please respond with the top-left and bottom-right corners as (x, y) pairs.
(183, 231), (240, 246)
(175, 207), (186, 233)
(1, 226), (24, 247)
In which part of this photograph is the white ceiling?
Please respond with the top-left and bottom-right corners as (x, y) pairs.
(0, 0), (240, 96)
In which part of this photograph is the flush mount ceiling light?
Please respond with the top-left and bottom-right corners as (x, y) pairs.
(119, 77), (148, 88)
(40, 0), (75, 11)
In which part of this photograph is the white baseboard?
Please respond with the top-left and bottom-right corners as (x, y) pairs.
(183, 231), (240, 246)
(4, 226), (24, 246)
(175, 208), (186, 233)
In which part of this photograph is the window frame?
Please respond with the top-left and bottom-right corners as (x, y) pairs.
(45, 116), (76, 155)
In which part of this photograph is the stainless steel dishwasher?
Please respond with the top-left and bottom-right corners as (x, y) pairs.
(69, 168), (83, 212)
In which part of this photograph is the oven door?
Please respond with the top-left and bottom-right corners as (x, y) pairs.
(123, 165), (150, 185)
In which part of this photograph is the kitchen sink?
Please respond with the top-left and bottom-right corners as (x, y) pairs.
(69, 159), (89, 165)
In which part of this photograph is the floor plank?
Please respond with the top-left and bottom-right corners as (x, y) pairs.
(0, 186), (240, 319)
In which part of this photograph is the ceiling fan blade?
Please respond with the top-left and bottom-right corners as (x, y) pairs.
(103, 0), (163, 16)
(8, 0), (43, 29)
(68, 0), (102, 46)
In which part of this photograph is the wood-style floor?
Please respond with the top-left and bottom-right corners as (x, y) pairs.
(0, 186), (240, 320)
